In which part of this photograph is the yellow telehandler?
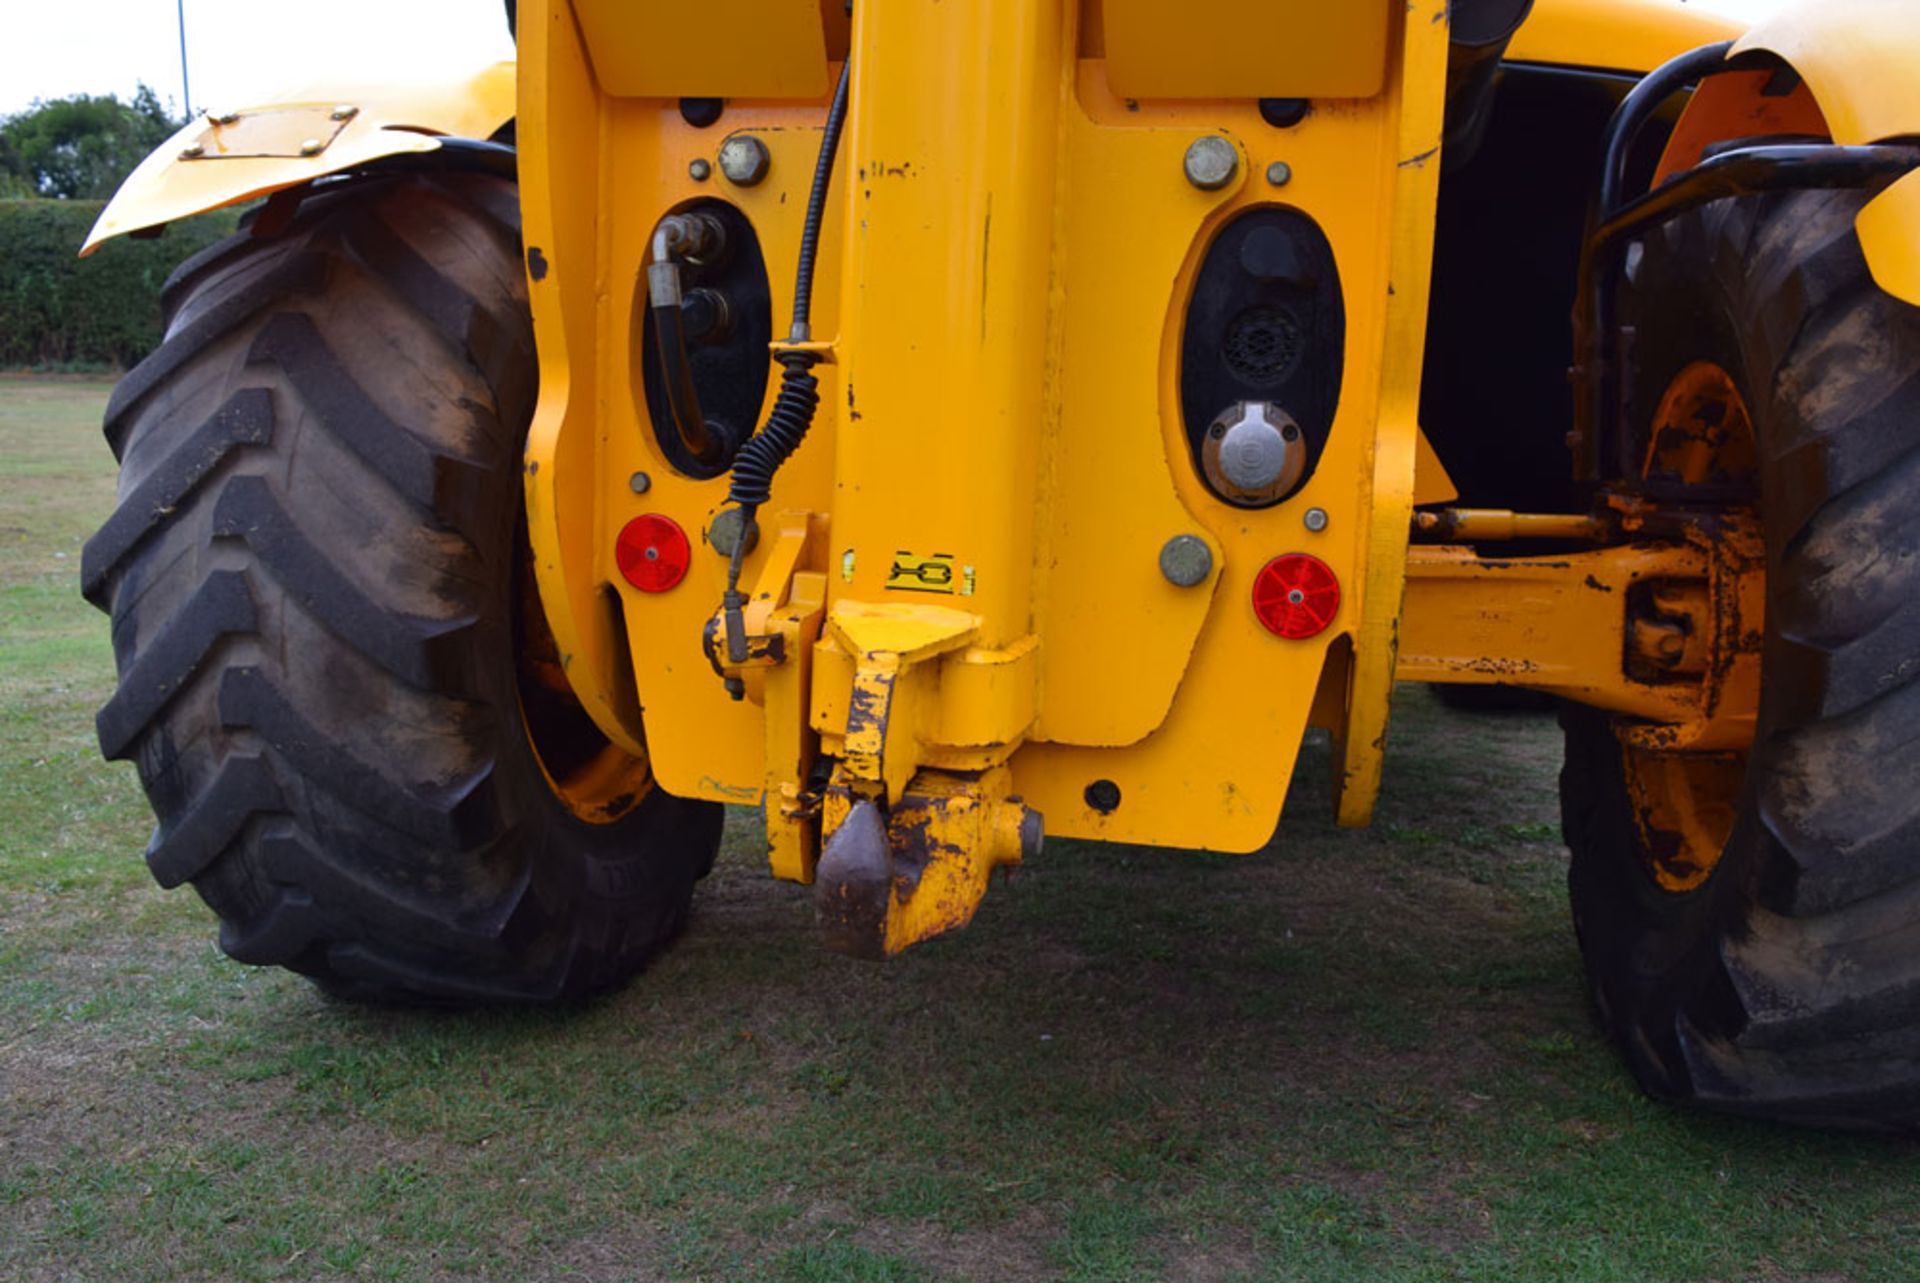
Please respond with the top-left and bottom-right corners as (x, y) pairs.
(81, 0), (1920, 1127)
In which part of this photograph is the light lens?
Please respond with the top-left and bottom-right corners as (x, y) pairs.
(615, 514), (692, 593)
(1252, 552), (1339, 639)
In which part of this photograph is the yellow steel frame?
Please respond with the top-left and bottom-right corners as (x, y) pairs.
(519, 0), (1453, 869)
(73, 0), (1920, 952)
(515, 0), (1886, 924)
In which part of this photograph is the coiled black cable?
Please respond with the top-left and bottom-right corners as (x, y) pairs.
(716, 54), (853, 679)
(725, 351), (821, 511)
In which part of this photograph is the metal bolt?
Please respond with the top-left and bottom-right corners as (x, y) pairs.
(688, 157), (713, 182)
(718, 134), (770, 187)
(215, 112), (240, 126)
(707, 508), (757, 557)
(299, 138), (324, 156)
(1303, 507), (1329, 533)
(1266, 160), (1293, 187)
(179, 142), (205, 159)
(628, 471), (652, 495)
(1183, 136), (1239, 191)
(330, 104), (358, 122)
(1158, 534), (1213, 588)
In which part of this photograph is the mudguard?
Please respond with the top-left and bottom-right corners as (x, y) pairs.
(1735, 1), (1920, 305)
(1509, 0), (1744, 73)
(1516, 0), (1920, 306)
(80, 61), (516, 255)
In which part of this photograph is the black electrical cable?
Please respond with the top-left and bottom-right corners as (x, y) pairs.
(788, 57), (853, 337)
(715, 56), (853, 682)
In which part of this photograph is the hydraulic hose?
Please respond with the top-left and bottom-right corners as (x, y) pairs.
(647, 217), (734, 470)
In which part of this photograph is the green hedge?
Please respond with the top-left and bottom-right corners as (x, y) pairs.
(0, 199), (240, 369)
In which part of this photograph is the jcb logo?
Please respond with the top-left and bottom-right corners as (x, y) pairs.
(887, 552), (958, 594)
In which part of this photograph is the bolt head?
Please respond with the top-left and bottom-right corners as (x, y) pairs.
(1266, 160), (1293, 187)
(718, 134), (770, 187)
(1159, 534), (1214, 588)
(299, 138), (323, 156)
(179, 143), (205, 159)
(215, 112), (240, 126)
(628, 471), (652, 495)
(330, 104), (358, 122)
(1183, 136), (1239, 191)
(1303, 507), (1329, 533)
(688, 157), (713, 182)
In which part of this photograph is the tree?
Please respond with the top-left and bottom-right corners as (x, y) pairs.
(0, 85), (179, 200)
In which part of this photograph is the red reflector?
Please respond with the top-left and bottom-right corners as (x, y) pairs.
(1252, 552), (1340, 639)
(615, 514), (691, 593)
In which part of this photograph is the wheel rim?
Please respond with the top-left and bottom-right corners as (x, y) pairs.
(515, 538), (654, 825)
(1620, 360), (1759, 893)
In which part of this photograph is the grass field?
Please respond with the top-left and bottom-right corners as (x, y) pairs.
(1, 376), (1915, 1282)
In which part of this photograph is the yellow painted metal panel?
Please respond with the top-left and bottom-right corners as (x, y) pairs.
(1855, 171), (1920, 305)
(1329, 0), (1451, 828)
(1736, 0), (1920, 307)
(520, 4), (650, 764)
(523, 0), (1459, 851)
(570, 0), (829, 99)
(83, 61), (516, 253)
(1100, 0), (1391, 100)
(1508, 0), (1744, 73)
(827, 0), (1061, 652)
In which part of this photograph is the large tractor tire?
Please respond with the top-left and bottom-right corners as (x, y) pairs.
(83, 171), (722, 1004)
(1562, 185), (1920, 1127)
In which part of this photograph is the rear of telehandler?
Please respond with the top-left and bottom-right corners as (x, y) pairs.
(81, 0), (1920, 1127)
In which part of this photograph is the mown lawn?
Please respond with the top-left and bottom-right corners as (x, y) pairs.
(1, 376), (1915, 1282)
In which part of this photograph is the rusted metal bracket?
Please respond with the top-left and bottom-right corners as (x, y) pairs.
(816, 768), (1042, 960)
(1397, 518), (1762, 742)
(707, 510), (831, 882)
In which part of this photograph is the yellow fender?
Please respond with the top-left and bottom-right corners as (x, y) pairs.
(1735, 1), (1920, 305)
(80, 61), (516, 256)
(1509, 0), (1745, 73)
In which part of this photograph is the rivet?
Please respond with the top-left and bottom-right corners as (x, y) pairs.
(688, 157), (713, 182)
(299, 138), (324, 156)
(1266, 160), (1293, 187)
(718, 134), (770, 187)
(1158, 534), (1214, 588)
(215, 112), (240, 126)
(1303, 507), (1329, 533)
(628, 471), (652, 495)
(1183, 135), (1239, 191)
(330, 104), (358, 122)
(179, 143), (205, 159)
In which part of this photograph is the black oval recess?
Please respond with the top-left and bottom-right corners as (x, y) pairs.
(1179, 207), (1344, 505)
(638, 198), (773, 479)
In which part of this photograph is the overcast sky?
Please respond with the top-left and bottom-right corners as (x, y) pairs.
(1, 0), (514, 119)
(3, 0), (1790, 123)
